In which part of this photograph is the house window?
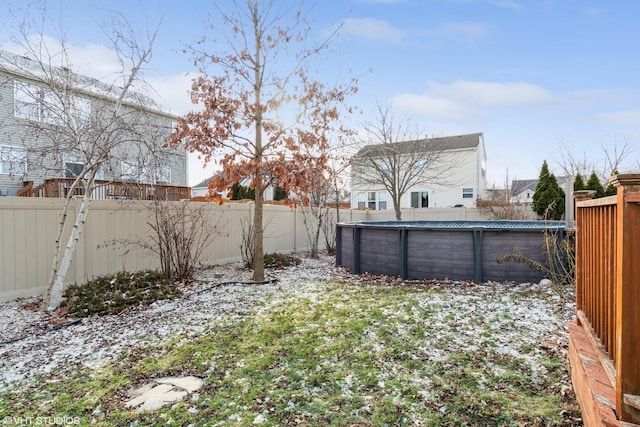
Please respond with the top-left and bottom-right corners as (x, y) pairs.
(410, 191), (429, 208)
(0, 145), (27, 175)
(14, 80), (91, 125)
(41, 90), (65, 125)
(121, 160), (140, 182)
(462, 188), (474, 199)
(63, 158), (104, 180)
(357, 191), (387, 209)
(378, 192), (387, 210)
(122, 160), (156, 184)
(65, 160), (84, 178)
(73, 97), (91, 124)
(14, 81), (41, 121)
(155, 166), (171, 184)
(367, 191), (376, 209)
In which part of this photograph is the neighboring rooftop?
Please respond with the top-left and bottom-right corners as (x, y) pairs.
(354, 132), (483, 158)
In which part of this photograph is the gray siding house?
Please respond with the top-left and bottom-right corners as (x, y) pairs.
(0, 50), (187, 198)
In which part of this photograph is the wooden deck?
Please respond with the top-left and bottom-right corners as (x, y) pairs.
(568, 321), (624, 426)
(17, 179), (191, 201)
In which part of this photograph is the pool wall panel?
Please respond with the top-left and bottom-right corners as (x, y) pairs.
(406, 230), (474, 280)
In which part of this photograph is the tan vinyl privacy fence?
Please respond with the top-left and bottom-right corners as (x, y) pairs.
(0, 197), (496, 302)
(0, 197), (316, 302)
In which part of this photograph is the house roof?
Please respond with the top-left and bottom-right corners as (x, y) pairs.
(510, 179), (538, 196)
(354, 132), (483, 158)
(511, 176), (572, 197)
(193, 174), (254, 189)
(193, 176), (215, 189)
(0, 49), (177, 119)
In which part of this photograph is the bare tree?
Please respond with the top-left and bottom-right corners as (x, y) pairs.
(146, 201), (221, 282)
(0, 13), (165, 310)
(293, 153), (352, 258)
(602, 137), (634, 176)
(351, 103), (462, 220)
(477, 172), (532, 220)
(170, 0), (353, 280)
(555, 136), (635, 181)
(276, 76), (356, 259)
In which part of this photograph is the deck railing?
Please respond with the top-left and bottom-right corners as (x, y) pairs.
(17, 178), (191, 201)
(574, 173), (640, 423)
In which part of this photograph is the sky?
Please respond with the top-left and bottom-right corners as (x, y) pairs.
(1, 0), (639, 188)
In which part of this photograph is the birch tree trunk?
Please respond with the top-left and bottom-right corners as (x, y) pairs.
(43, 171), (97, 311)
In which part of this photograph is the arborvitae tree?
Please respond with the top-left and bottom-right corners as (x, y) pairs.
(273, 186), (288, 201)
(573, 173), (585, 191)
(532, 160), (565, 220)
(605, 169), (618, 196)
(586, 171), (605, 198)
(231, 183), (255, 200)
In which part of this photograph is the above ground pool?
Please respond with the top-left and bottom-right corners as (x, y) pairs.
(336, 220), (567, 283)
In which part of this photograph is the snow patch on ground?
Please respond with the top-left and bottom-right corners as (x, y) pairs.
(0, 254), (338, 392)
(0, 253), (574, 395)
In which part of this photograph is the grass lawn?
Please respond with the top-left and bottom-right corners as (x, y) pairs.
(0, 278), (581, 426)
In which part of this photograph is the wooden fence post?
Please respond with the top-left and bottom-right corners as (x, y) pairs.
(573, 190), (596, 328)
(611, 173), (640, 423)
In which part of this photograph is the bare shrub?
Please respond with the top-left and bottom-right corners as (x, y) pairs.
(108, 201), (221, 282)
(476, 198), (532, 220)
(498, 227), (575, 296)
(239, 213), (256, 269)
(321, 209), (337, 255)
(148, 201), (221, 282)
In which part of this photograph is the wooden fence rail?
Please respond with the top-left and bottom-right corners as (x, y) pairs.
(571, 173), (640, 425)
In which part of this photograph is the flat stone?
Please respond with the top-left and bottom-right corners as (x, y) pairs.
(125, 376), (205, 412)
(129, 382), (156, 397)
(156, 376), (205, 393)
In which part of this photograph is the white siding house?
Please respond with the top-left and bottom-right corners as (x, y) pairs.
(351, 133), (487, 210)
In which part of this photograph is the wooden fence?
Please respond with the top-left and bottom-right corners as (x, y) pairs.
(570, 173), (640, 425)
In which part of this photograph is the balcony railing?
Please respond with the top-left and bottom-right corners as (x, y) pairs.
(571, 173), (640, 425)
(17, 179), (191, 201)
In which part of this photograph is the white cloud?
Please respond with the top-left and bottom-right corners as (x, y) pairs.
(3, 35), (123, 82)
(339, 17), (406, 43)
(391, 80), (556, 120)
(426, 22), (492, 42)
(3, 35), (196, 115)
(391, 93), (474, 120)
(147, 73), (195, 116)
(596, 110), (640, 126)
